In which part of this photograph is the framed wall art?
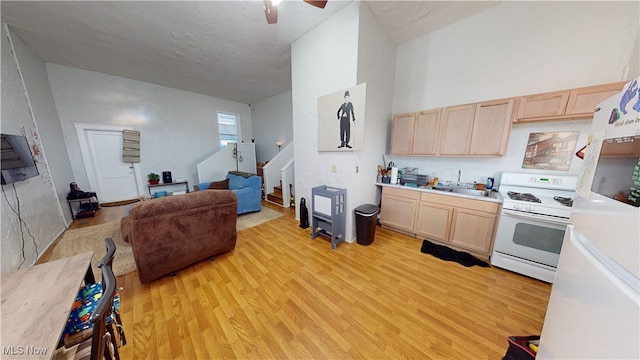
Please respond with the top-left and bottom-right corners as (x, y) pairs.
(522, 131), (579, 171)
(317, 83), (366, 152)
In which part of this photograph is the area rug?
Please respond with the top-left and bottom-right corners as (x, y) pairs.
(420, 239), (490, 268)
(237, 207), (283, 231)
(48, 207), (284, 276)
(48, 222), (135, 278)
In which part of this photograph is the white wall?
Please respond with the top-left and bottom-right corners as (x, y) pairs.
(292, 2), (359, 240)
(1, 25), (67, 273)
(292, 2), (396, 242)
(353, 3), (397, 228)
(251, 89), (293, 163)
(10, 27), (76, 226)
(629, 28), (640, 79)
(390, 1), (640, 186)
(45, 64), (253, 193)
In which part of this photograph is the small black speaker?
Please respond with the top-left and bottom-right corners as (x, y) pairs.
(162, 171), (172, 183)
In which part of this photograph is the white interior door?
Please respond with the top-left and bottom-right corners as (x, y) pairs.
(84, 129), (141, 202)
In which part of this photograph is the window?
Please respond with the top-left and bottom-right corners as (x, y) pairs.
(217, 112), (238, 148)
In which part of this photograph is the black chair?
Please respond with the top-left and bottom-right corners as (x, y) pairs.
(62, 238), (126, 349)
(98, 237), (116, 268)
(72, 264), (119, 360)
(94, 238), (126, 348)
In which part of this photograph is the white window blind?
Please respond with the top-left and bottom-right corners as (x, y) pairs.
(218, 112), (238, 147)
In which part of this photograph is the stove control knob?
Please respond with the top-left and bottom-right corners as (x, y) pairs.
(526, 205), (535, 212)
(514, 203), (522, 210)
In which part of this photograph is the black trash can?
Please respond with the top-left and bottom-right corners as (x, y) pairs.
(354, 204), (379, 246)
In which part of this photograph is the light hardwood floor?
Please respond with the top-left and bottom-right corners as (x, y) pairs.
(47, 201), (551, 359)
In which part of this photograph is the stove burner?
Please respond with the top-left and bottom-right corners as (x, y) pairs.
(507, 191), (541, 203)
(554, 196), (573, 207)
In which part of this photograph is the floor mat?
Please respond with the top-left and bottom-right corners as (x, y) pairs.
(420, 239), (490, 267)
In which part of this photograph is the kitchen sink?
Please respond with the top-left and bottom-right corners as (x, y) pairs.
(431, 187), (454, 192)
(431, 187), (489, 197)
(451, 188), (489, 197)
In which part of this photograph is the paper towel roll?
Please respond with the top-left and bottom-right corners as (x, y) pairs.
(390, 167), (399, 184)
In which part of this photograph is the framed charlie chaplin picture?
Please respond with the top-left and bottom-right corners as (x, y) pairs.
(317, 83), (366, 151)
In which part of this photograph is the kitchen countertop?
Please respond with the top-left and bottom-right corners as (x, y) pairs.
(377, 182), (503, 203)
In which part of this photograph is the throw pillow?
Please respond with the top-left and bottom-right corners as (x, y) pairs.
(207, 178), (229, 190)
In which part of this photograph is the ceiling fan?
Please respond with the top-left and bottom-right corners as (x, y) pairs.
(264, 0), (328, 24)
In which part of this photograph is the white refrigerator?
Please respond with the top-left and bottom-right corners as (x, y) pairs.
(538, 78), (640, 359)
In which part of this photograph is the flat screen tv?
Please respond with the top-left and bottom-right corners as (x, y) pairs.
(1, 133), (39, 185)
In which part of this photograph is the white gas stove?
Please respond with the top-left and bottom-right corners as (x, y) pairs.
(492, 172), (578, 283)
(498, 173), (577, 220)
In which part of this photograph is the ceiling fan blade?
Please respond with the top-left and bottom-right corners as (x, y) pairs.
(264, 0), (278, 24)
(304, 0), (328, 9)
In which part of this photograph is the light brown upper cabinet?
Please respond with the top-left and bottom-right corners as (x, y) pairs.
(516, 90), (570, 121)
(469, 98), (515, 156)
(391, 100), (514, 157)
(390, 113), (416, 155)
(515, 81), (627, 122)
(390, 80), (629, 155)
(565, 81), (627, 116)
(412, 109), (441, 155)
(440, 99), (515, 156)
(439, 104), (476, 155)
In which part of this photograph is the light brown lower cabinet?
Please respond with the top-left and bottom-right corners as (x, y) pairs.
(415, 201), (453, 242)
(450, 208), (497, 254)
(380, 187), (419, 233)
(384, 189), (500, 257)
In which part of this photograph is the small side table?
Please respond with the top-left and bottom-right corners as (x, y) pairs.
(147, 181), (190, 196)
(67, 197), (98, 219)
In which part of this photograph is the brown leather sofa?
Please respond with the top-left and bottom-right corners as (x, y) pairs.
(120, 190), (237, 284)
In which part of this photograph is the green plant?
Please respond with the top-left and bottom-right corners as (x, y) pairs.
(147, 172), (160, 181)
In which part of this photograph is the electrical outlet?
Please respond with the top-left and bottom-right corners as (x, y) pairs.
(332, 164), (337, 172)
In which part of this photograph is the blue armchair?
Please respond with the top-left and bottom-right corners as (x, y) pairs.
(197, 172), (262, 214)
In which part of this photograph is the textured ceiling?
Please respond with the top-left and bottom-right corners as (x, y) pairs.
(1, 1), (499, 104)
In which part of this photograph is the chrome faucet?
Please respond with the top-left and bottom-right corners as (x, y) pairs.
(457, 170), (461, 186)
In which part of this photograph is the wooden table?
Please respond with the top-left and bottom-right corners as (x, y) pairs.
(1, 252), (94, 359)
(147, 180), (189, 196)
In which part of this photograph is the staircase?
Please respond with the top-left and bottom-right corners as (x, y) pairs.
(267, 182), (284, 206)
(262, 142), (294, 208)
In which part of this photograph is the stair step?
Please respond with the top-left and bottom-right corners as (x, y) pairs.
(273, 185), (283, 196)
(267, 192), (284, 205)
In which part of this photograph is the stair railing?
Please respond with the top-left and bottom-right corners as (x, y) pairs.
(280, 158), (295, 208)
(197, 143), (257, 184)
(197, 145), (236, 184)
(263, 142), (294, 206)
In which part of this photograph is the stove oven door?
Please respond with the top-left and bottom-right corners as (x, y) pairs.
(493, 209), (568, 267)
